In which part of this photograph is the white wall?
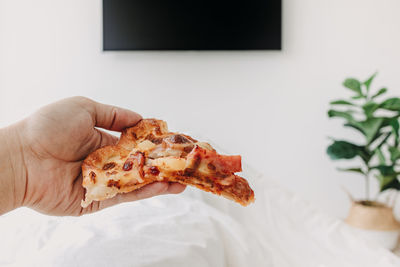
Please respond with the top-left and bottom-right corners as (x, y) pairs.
(1, 0), (400, 217)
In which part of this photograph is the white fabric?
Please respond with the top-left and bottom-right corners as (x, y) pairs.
(1, 166), (399, 267)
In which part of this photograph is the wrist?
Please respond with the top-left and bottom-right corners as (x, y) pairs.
(0, 123), (27, 215)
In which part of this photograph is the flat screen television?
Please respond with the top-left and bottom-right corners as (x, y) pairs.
(103, 0), (281, 51)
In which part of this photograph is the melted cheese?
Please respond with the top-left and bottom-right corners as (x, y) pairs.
(136, 140), (156, 151)
(150, 157), (186, 171)
(147, 146), (182, 158)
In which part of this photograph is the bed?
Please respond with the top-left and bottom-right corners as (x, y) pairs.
(1, 165), (399, 267)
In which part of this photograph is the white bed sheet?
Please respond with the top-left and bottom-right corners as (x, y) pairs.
(1, 167), (399, 267)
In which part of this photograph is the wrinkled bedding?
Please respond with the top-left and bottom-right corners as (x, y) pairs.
(1, 166), (399, 267)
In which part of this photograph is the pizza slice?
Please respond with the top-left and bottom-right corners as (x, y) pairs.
(81, 119), (255, 208)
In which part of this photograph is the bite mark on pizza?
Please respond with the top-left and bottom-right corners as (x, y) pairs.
(81, 119), (255, 208)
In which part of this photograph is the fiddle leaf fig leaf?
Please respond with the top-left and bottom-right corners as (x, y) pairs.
(343, 78), (362, 96)
(390, 118), (399, 137)
(330, 100), (355, 106)
(371, 164), (396, 176)
(390, 118), (400, 146)
(381, 116), (400, 128)
(362, 102), (379, 118)
(344, 117), (384, 144)
(358, 117), (384, 144)
(328, 109), (379, 142)
(375, 148), (386, 165)
(371, 88), (387, 99)
(328, 110), (356, 123)
(363, 72), (377, 94)
(352, 95), (365, 100)
(380, 98), (400, 111)
(337, 167), (365, 175)
(327, 140), (363, 160)
(376, 175), (400, 192)
(389, 146), (400, 163)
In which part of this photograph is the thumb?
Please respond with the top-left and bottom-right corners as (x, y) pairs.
(85, 98), (142, 131)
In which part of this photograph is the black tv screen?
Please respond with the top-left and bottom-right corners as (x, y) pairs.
(103, 0), (281, 51)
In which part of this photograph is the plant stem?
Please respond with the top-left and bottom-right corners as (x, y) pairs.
(365, 172), (370, 201)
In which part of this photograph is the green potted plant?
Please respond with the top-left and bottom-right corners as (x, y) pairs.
(327, 72), (400, 249)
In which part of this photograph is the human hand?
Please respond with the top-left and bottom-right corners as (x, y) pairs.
(0, 97), (185, 216)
